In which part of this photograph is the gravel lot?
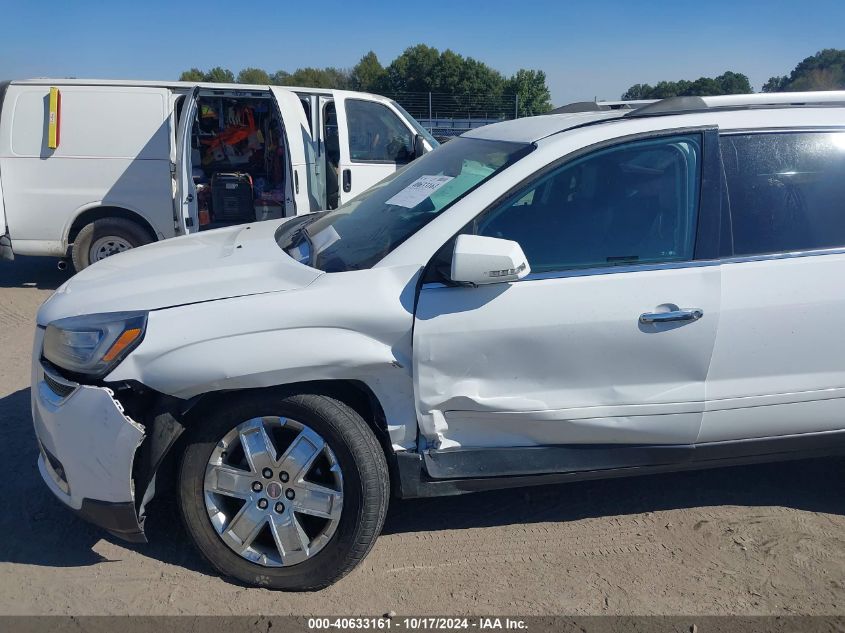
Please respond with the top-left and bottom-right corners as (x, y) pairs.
(1, 256), (843, 616)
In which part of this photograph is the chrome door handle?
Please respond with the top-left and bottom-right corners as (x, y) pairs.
(639, 308), (703, 324)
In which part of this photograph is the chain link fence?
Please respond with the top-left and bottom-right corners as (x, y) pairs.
(384, 92), (521, 141)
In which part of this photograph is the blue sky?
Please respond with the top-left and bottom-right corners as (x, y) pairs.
(0, 0), (843, 104)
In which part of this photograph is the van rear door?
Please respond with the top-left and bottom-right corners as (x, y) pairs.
(269, 87), (315, 215)
(0, 163), (9, 260)
(174, 86), (199, 233)
(0, 81), (10, 255)
(296, 92), (326, 210)
(332, 91), (419, 205)
(0, 157), (6, 239)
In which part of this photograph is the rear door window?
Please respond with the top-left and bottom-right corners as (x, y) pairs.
(721, 132), (845, 256)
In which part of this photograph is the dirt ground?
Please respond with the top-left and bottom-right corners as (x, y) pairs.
(0, 256), (843, 616)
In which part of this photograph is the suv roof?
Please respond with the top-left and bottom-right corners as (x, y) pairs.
(467, 91), (845, 144)
(465, 111), (627, 143)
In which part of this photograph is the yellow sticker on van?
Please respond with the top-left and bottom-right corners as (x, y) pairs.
(47, 87), (61, 150)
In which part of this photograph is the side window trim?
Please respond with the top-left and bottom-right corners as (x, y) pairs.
(720, 246), (845, 265)
(344, 98), (415, 165)
(519, 258), (721, 282)
(720, 125), (845, 137)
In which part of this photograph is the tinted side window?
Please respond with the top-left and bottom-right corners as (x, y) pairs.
(345, 100), (414, 163)
(475, 134), (702, 273)
(721, 132), (845, 256)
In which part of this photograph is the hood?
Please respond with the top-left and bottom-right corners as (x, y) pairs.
(38, 220), (322, 326)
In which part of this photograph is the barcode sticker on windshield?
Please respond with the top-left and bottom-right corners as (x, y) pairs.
(385, 175), (454, 208)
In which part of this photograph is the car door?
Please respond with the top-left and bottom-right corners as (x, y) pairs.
(174, 86), (199, 234)
(413, 130), (723, 478)
(701, 129), (845, 442)
(333, 91), (416, 204)
(269, 87), (317, 215)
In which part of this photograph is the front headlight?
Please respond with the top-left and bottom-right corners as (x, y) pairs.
(42, 311), (147, 377)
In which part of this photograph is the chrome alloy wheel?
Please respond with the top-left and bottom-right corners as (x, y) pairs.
(89, 236), (132, 261)
(203, 417), (344, 567)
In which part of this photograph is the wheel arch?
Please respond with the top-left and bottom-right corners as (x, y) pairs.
(151, 380), (403, 501)
(188, 380), (393, 449)
(65, 204), (161, 251)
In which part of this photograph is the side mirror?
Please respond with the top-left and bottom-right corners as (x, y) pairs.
(414, 134), (428, 158)
(450, 234), (531, 286)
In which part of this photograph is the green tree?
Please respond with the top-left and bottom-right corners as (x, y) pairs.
(236, 67), (271, 85)
(795, 67), (845, 90)
(270, 70), (291, 85)
(385, 44), (441, 93)
(686, 78), (717, 96)
(621, 71), (751, 99)
(715, 71), (752, 94)
(321, 67), (353, 89)
(351, 51), (387, 92)
(179, 68), (204, 82)
(621, 83), (651, 100)
(176, 44), (552, 120)
(457, 56), (506, 95)
(205, 67), (235, 83)
(287, 67), (325, 87)
(507, 69), (552, 116)
(765, 49), (845, 92)
(434, 49), (464, 92)
(762, 75), (788, 93)
(282, 67), (352, 88)
(649, 80), (684, 98)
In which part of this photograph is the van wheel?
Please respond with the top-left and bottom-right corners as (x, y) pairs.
(71, 217), (151, 271)
(178, 392), (390, 590)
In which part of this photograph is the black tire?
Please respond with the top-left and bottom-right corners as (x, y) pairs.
(71, 217), (152, 272)
(178, 391), (390, 590)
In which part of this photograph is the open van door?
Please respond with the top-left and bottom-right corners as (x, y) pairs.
(0, 165), (6, 238)
(269, 87), (316, 215)
(0, 80), (7, 255)
(174, 86), (199, 233)
(332, 91), (419, 205)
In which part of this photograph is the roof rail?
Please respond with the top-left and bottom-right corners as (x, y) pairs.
(551, 99), (657, 114)
(627, 91), (845, 117)
(598, 100), (658, 108)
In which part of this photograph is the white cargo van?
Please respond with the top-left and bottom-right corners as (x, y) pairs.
(0, 79), (437, 270)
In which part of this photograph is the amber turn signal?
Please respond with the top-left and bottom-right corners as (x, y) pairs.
(101, 328), (142, 363)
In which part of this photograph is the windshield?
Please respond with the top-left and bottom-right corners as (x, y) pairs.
(277, 137), (533, 272)
(390, 101), (439, 149)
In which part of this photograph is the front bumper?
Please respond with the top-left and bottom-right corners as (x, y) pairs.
(31, 338), (147, 541)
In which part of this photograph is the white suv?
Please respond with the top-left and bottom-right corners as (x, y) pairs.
(31, 92), (845, 590)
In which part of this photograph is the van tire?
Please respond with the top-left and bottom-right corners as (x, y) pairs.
(177, 391), (390, 591)
(71, 217), (151, 272)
